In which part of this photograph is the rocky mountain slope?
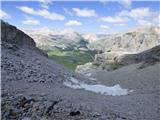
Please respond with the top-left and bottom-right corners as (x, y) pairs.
(1, 21), (94, 120)
(89, 26), (160, 52)
(23, 27), (96, 71)
(82, 33), (98, 43)
(0, 21), (128, 120)
(77, 26), (160, 73)
(1, 21), (159, 120)
(94, 45), (160, 69)
(24, 27), (88, 50)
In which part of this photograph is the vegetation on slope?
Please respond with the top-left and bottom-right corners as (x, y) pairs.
(41, 47), (97, 70)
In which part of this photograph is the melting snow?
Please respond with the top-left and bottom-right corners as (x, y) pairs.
(64, 77), (133, 96)
(85, 73), (92, 77)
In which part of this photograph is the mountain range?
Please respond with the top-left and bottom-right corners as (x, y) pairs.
(76, 26), (160, 73)
(23, 27), (89, 51)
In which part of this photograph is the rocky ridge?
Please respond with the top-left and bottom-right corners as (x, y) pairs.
(82, 33), (98, 43)
(23, 27), (88, 50)
(77, 26), (160, 73)
(89, 26), (160, 52)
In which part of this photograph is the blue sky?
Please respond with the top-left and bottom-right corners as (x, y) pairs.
(1, 0), (160, 34)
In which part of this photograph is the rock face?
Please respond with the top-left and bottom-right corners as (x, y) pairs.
(1, 21), (36, 48)
(24, 27), (88, 50)
(117, 45), (160, 65)
(92, 45), (160, 70)
(1, 20), (76, 91)
(89, 26), (160, 52)
(83, 33), (98, 43)
(77, 26), (160, 73)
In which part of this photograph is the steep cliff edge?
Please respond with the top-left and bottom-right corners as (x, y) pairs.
(1, 21), (36, 48)
(93, 45), (160, 70)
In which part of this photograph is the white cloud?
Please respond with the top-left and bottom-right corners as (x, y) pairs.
(18, 6), (35, 14)
(115, 23), (126, 26)
(101, 16), (128, 23)
(119, 8), (152, 19)
(99, 0), (108, 5)
(39, 0), (52, 9)
(18, 6), (65, 21)
(118, 0), (132, 8)
(65, 20), (82, 26)
(63, 8), (73, 16)
(100, 7), (158, 30)
(22, 17), (40, 25)
(39, 0), (52, 3)
(119, 7), (159, 26)
(38, 9), (65, 20)
(73, 8), (97, 17)
(100, 25), (110, 30)
(0, 10), (11, 19)
(137, 19), (153, 26)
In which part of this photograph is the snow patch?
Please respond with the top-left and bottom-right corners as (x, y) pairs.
(85, 73), (92, 77)
(64, 77), (133, 96)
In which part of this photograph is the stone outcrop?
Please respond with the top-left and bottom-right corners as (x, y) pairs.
(89, 26), (160, 52)
(83, 33), (98, 43)
(94, 45), (160, 69)
(77, 26), (160, 73)
(1, 21), (36, 48)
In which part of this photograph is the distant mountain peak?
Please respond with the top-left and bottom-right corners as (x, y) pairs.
(83, 33), (98, 43)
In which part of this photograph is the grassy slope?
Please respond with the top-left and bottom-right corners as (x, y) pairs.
(42, 47), (96, 70)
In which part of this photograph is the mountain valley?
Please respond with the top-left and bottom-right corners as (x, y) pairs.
(1, 1), (160, 120)
(1, 20), (160, 120)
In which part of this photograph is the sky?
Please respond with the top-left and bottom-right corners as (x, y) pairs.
(1, 0), (160, 34)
